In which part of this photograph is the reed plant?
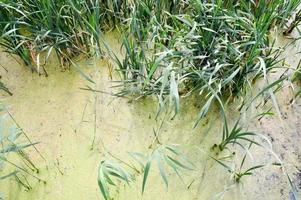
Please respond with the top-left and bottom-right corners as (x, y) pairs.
(98, 159), (132, 200)
(214, 119), (258, 152)
(0, 108), (43, 198)
(0, 0), (113, 73)
(97, 145), (193, 200)
(111, 0), (301, 125)
(0, 81), (12, 96)
(211, 152), (264, 183)
(1, 1), (301, 198)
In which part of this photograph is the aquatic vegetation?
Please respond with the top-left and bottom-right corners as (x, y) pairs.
(211, 153), (264, 183)
(98, 160), (132, 200)
(0, 108), (43, 198)
(213, 119), (258, 152)
(110, 0), (300, 125)
(139, 145), (194, 193)
(0, 0), (105, 73)
(0, 81), (12, 96)
(291, 60), (301, 97)
(0, 0), (299, 108)
(98, 145), (193, 200)
(283, 7), (301, 35)
(287, 172), (300, 200)
(1, 0), (301, 199)
(94, 1), (301, 198)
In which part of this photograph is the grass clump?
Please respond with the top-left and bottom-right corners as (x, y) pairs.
(211, 152), (264, 183)
(111, 0), (301, 124)
(213, 119), (258, 152)
(1, 0), (300, 198)
(0, 0), (106, 74)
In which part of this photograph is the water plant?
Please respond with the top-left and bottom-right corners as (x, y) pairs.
(98, 159), (132, 200)
(109, 0), (300, 126)
(0, 0), (106, 73)
(0, 81), (12, 96)
(1, 0), (299, 105)
(0, 108), (43, 198)
(214, 118), (259, 152)
(139, 145), (194, 193)
(97, 144), (193, 200)
(291, 60), (301, 97)
(1, 0), (301, 199)
(283, 7), (301, 35)
(211, 153), (264, 183)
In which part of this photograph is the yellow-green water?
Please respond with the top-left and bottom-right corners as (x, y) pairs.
(0, 31), (300, 200)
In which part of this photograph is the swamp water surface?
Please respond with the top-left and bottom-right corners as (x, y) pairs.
(0, 32), (300, 200)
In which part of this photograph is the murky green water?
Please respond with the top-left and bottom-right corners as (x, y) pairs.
(0, 31), (300, 200)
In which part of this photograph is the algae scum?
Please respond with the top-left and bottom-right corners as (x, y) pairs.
(1, 1), (301, 200)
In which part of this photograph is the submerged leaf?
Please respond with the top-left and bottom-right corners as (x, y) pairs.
(142, 159), (151, 194)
